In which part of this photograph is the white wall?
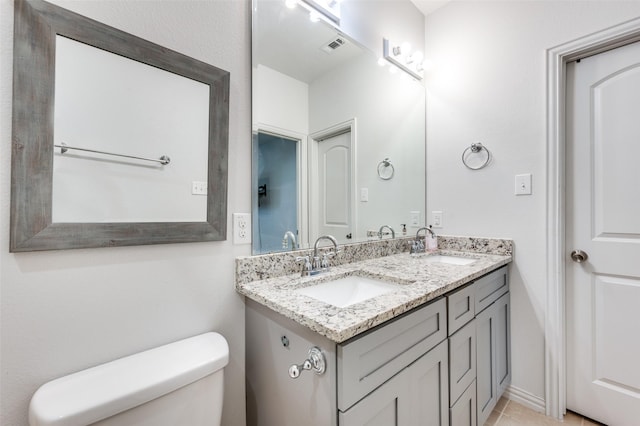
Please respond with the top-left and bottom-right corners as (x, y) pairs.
(253, 65), (309, 134)
(425, 0), (640, 407)
(0, 1), (251, 425)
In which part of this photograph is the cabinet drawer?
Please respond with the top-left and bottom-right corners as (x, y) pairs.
(474, 266), (508, 314)
(450, 380), (477, 426)
(447, 283), (475, 335)
(337, 298), (447, 410)
(449, 319), (476, 406)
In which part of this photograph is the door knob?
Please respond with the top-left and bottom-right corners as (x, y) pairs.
(570, 250), (588, 263)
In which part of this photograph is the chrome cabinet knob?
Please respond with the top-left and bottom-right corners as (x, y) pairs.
(570, 250), (588, 263)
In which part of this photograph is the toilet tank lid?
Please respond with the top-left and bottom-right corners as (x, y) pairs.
(29, 332), (229, 426)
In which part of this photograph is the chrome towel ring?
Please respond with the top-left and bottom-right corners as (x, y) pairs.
(462, 143), (491, 170)
(377, 158), (395, 180)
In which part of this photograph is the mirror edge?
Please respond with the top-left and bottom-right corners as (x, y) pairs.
(10, 0), (230, 252)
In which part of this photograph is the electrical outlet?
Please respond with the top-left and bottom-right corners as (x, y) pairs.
(233, 213), (251, 244)
(432, 211), (443, 228)
(191, 181), (207, 195)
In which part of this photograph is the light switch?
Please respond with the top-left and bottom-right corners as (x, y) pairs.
(515, 174), (532, 195)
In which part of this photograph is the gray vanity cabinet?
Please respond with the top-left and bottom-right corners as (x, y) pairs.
(245, 265), (510, 426)
(475, 269), (511, 426)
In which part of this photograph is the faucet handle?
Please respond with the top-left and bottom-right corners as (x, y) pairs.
(296, 256), (313, 277)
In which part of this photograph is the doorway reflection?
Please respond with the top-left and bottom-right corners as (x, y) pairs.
(253, 132), (299, 254)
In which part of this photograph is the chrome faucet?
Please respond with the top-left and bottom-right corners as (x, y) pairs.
(378, 225), (395, 240)
(296, 235), (340, 277)
(282, 231), (298, 251)
(410, 226), (437, 255)
(416, 226), (436, 239)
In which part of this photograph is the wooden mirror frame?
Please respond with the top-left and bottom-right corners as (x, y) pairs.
(10, 0), (229, 252)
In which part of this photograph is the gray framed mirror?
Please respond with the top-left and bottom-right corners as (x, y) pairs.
(10, 0), (229, 252)
(252, 0), (426, 254)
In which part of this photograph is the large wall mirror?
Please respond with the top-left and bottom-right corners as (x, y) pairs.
(10, 0), (229, 251)
(252, 0), (426, 254)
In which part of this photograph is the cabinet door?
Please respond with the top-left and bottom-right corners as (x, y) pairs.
(339, 369), (410, 426)
(410, 340), (450, 426)
(495, 292), (511, 397)
(449, 319), (476, 406)
(476, 292), (511, 426)
(475, 304), (496, 426)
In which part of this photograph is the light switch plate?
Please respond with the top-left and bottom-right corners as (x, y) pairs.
(410, 211), (420, 227)
(360, 188), (369, 202)
(515, 174), (532, 195)
(432, 211), (443, 228)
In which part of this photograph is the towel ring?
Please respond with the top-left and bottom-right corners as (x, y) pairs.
(462, 143), (491, 170)
(377, 158), (394, 180)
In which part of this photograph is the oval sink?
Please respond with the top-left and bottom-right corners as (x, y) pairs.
(422, 255), (476, 265)
(295, 275), (399, 308)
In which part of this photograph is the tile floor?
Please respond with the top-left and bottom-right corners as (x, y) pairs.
(487, 398), (605, 426)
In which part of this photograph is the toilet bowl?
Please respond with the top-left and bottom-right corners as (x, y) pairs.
(29, 332), (229, 426)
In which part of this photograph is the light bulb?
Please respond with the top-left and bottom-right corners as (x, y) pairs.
(377, 58), (386, 67)
(401, 42), (411, 55)
(309, 11), (321, 22)
(285, 0), (297, 9)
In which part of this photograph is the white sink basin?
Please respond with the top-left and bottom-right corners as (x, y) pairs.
(295, 275), (399, 308)
(422, 255), (477, 265)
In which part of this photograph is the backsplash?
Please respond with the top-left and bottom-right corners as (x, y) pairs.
(235, 235), (513, 286)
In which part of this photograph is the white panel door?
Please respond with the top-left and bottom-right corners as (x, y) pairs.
(316, 131), (353, 243)
(566, 41), (640, 426)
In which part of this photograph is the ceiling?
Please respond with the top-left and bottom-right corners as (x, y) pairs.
(409, 0), (450, 16)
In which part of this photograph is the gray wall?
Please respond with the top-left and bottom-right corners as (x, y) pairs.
(0, 1), (251, 425)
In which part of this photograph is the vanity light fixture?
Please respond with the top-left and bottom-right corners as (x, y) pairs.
(296, 0), (341, 25)
(383, 38), (424, 80)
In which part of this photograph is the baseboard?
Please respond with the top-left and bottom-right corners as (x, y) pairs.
(503, 384), (546, 414)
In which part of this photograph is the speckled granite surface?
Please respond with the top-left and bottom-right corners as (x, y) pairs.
(235, 235), (512, 285)
(236, 236), (512, 343)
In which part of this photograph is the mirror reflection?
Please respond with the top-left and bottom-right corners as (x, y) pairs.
(252, 0), (426, 254)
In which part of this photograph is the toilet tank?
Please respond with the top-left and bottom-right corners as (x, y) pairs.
(29, 332), (229, 426)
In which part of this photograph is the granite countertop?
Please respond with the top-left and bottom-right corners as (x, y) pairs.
(236, 249), (512, 343)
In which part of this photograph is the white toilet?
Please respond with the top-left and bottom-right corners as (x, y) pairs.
(29, 332), (229, 426)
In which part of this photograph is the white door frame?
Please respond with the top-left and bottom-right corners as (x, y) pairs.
(545, 17), (640, 420)
(308, 119), (357, 243)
